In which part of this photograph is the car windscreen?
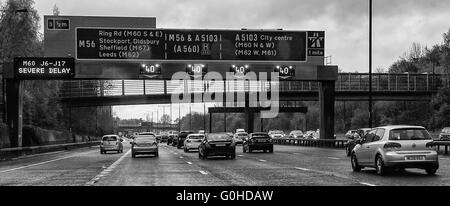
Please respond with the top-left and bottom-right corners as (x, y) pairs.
(272, 131), (283, 134)
(389, 128), (432, 140)
(237, 133), (248, 136)
(135, 135), (156, 141)
(102, 136), (117, 141)
(207, 134), (232, 141)
(292, 131), (303, 134)
(188, 135), (204, 139)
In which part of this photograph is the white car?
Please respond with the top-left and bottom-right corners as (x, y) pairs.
(289, 130), (304, 138)
(351, 125), (438, 175)
(268, 130), (285, 139)
(183, 133), (205, 152)
(236, 129), (245, 133)
(233, 132), (248, 144)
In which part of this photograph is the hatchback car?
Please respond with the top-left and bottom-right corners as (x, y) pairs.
(199, 133), (236, 159)
(100, 135), (123, 154)
(268, 130), (285, 139)
(288, 130), (304, 139)
(184, 134), (204, 152)
(233, 132), (248, 144)
(131, 132), (158, 158)
(439, 127), (450, 140)
(243, 132), (273, 153)
(351, 125), (438, 175)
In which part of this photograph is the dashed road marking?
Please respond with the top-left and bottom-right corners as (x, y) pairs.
(359, 182), (377, 186)
(85, 149), (131, 186)
(186, 161), (193, 165)
(199, 170), (208, 175)
(238, 155), (244, 157)
(258, 159), (267, 162)
(179, 156), (184, 159)
(327, 157), (340, 160)
(294, 167), (311, 171)
(0, 155), (76, 173)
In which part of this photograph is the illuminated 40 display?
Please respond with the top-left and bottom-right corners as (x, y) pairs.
(274, 65), (295, 79)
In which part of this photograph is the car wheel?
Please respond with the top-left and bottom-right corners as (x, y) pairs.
(351, 153), (362, 172)
(100, 150), (103, 154)
(199, 152), (202, 159)
(248, 147), (252, 153)
(346, 147), (351, 156)
(243, 147), (246, 153)
(269, 148), (273, 153)
(230, 154), (236, 159)
(155, 152), (159, 157)
(425, 168), (437, 175)
(375, 155), (386, 176)
(132, 153), (136, 158)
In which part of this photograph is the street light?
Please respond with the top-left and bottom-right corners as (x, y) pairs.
(368, 0), (373, 128)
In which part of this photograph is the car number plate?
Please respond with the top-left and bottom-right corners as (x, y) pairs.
(405, 156), (425, 161)
(215, 144), (226, 147)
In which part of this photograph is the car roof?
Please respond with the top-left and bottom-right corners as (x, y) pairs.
(138, 132), (155, 135)
(102, 135), (118, 137)
(375, 125), (425, 130)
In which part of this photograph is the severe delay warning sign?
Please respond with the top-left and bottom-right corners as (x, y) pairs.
(14, 57), (75, 79)
(76, 28), (322, 61)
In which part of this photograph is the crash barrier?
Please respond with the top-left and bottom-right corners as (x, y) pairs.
(0, 141), (100, 160)
(434, 141), (450, 155)
(273, 138), (347, 149)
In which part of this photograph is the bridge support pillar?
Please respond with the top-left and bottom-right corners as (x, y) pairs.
(6, 79), (23, 148)
(245, 110), (254, 134)
(319, 80), (335, 139)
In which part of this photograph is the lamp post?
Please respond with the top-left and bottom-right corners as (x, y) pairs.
(368, 0), (373, 128)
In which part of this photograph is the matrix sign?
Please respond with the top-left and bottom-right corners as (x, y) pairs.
(14, 57), (75, 79)
(76, 28), (322, 61)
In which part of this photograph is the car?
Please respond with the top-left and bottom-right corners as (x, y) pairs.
(167, 131), (179, 146)
(177, 131), (195, 149)
(243, 132), (273, 153)
(160, 132), (169, 143)
(233, 132), (248, 144)
(350, 125), (439, 176)
(236, 129), (245, 133)
(438, 127), (450, 140)
(345, 128), (373, 156)
(100, 135), (123, 154)
(344, 130), (358, 139)
(184, 133), (205, 152)
(156, 134), (162, 142)
(198, 130), (205, 134)
(131, 132), (158, 158)
(268, 130), (285, 139)
(304, 131), (315, 139)
(198, 133), (236, 159)
(288, 130), (304, 139)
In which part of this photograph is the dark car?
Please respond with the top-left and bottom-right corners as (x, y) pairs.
(177, 131), (195, 149)
(243, 132), (273, 153)
(167, 131), (179, 145)
(160, 133), (169, 143)
(345, 128), (372, 156)
(439, 127), (450, 140)
(199, 133), (236, 159)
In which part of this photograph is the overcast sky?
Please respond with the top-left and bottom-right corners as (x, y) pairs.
(27, 0), (450, 119)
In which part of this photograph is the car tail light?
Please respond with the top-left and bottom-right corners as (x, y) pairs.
(384, 142), (401, 150)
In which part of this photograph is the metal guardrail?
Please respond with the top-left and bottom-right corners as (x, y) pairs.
(434, 141), (450, 155)
(0, 141), (100, 160)
(57, 73), (449, 98)
(273, 138), (347, 149)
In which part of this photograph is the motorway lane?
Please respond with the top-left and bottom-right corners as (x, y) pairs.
(2, 141), (450, 186)
(0, 141), (131, 186)
(94, 144), (361, 186)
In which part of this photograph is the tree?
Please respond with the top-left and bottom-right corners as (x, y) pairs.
(52, 4), (60, 16)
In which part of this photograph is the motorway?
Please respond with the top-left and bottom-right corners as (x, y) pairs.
(1, 139), (450, 186)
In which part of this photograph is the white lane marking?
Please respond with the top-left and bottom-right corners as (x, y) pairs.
(258, 159), (267, 162)
(174, 153), (178, 155)
(85, 149), (131, 186)
(359, 182), (377, 186)
(186, 161), (193, 165)
(294, 167), (311, 171)
(237, 155), (244, 157)
(0, 155), (75, 173)
(179, 156), (184, 159)
(327, 157), (340, 160)
(199, 170), (208, 175)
